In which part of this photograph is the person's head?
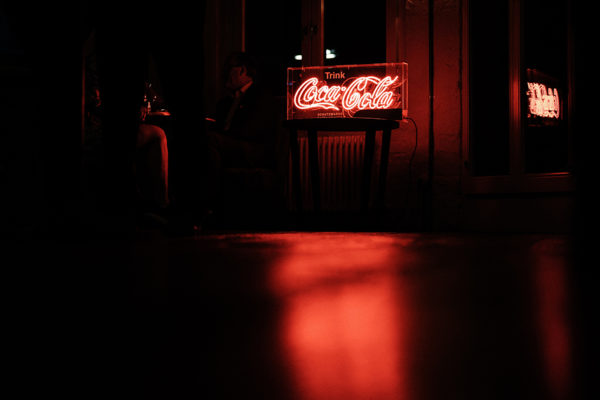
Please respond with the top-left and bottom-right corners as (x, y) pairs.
(223, 52), (257, 91)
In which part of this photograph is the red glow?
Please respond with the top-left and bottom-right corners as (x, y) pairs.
(526, 82), (560, 119)
(281, 281), (405, 400)
(269, 233), (410, 293)
(293, 75), (400, 114)
(269, 233), (411, 400)
(287, 63), (407, 119)
(531, 239), (572, 400)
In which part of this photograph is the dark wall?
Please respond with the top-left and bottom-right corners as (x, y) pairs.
(1, 5), (84, 235)
(1, 2), (207, 236)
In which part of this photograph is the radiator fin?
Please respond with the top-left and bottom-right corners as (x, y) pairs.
(288, 134), (380, 211)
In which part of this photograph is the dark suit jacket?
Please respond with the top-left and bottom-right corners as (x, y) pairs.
(213, 83), (282, 169)
(215, 83), (280, 146)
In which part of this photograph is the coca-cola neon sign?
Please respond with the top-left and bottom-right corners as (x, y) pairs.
(287, 63), (407, 120)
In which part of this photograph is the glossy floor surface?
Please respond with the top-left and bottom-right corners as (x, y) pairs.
(32, 231), (592, 399)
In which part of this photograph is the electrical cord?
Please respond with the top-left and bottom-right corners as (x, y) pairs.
(401, 117), (419, 211)
(404, 117), (418, 188)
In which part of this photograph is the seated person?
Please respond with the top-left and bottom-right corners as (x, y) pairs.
(205, 52), (281, 215)
(136, 82), (170, 214)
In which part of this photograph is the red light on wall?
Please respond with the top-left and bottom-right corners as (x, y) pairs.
(287, 63), (407, 120)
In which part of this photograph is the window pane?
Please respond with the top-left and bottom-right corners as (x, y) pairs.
(522, 0), (569, 173)
(324, 0), (386, 65)
(246, 0), (302, 96)
(469, 0), (510, 176)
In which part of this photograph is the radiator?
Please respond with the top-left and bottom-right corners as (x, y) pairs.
(288, 134), (380, 211)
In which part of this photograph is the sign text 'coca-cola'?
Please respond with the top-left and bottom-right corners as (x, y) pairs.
(287, 63), (407, 120)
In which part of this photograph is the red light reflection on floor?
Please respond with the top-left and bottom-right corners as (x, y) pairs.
(531, 239), (573, 400)
(269, 233), (412, 294)
(270, 233), (410, 400)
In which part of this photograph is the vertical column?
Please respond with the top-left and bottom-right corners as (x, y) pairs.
(509, 0), (523, 175)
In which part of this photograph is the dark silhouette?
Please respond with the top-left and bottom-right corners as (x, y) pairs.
(205, 52), (286, 228)
(136, 82), (170, 213)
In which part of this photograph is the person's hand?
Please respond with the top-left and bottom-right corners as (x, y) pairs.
(139, 105), (148, 122)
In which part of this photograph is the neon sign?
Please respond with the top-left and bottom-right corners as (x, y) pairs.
(287, 63), (407, 120)
(525, 68), (562, 127)
(526, 82), (560, 119)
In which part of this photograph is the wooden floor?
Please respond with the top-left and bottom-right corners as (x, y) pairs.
(10, 230), (593, 399)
